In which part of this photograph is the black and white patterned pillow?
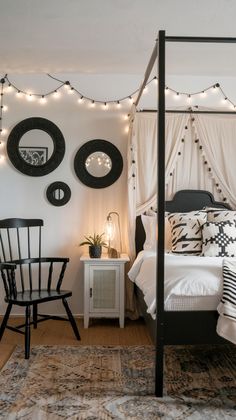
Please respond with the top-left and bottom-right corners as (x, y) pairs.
(202, 220), (236, 257)
(205, 207), (236, 222)
(168, 211), (207, 255)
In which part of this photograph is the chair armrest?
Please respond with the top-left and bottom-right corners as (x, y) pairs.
(0, 262), (16, 270)
(10, 257), (69, 265)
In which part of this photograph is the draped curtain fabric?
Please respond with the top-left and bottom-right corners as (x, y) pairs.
(127, 111), (236, 317)
(128, 112), (189, 259)
(193, 114), (236, 209)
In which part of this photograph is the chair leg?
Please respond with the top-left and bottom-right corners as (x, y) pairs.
(33, 303), (37, 329)
(25, 306), (31, 359)
(0, 303), (12, 341)
(62, 298), (81, 340)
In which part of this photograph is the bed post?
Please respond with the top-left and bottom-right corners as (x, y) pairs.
(155, 30), (166, 397)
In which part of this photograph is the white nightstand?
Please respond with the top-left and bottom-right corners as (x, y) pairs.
(80, 253), (130, 328)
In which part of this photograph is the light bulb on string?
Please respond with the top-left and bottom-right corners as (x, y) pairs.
(2, 105), (8, 112)
(212, 83), (219, 93)
(78, 96), (83, 104)
(143, 86), (148, 94)
(116, 101), (121, 108)
(200, 90), (207, 98)
(7, 84), (13, 93)
(222, 97), (228, 106)
(53, 90), (60, 99)
(153, 77), (158, 85)
(165, 87), (169, 95)
(40, 95), (47, 105)
(68, 87), (74, 95)
(90, 100), (95, 108)
(128, 96), (133, 104)
(16, 90), (22, 98)
(0, 128), (7, 136)
(187, 94), (192, 103)
(174, 92), (180, 100)
(27, 94), (35, 102)
(64, 81), (70, 90)
(103, 102), (108, 110)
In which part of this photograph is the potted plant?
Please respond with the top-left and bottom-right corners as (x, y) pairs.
(80, 233), (107, 258)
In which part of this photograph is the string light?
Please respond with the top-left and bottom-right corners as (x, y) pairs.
(27, 94), (34, 101)
(53, 90), (60, 99)
(0, 74), (235, 116)
(0, 78), (5, 162)
(40, 95), (47, 104)
(16, 90), (22, 98)
(7, 84), (13, 93)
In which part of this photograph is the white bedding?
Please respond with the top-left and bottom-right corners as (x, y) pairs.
(128, 251), (224, 318)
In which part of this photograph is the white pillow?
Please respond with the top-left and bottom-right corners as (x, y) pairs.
(141, 211), (171, 251)
(141, 214), (156, 251)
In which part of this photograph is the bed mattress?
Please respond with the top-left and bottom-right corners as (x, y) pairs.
(128, 251), (224, 318)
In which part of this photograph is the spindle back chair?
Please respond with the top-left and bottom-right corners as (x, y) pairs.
(0, 218), (80, 358)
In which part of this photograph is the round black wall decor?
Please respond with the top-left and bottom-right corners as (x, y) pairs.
(7, 117), (65, 176)
(74, 139), (123, 188)
(46, 181), (71, 206)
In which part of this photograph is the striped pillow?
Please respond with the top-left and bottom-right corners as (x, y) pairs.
(168, 211), (207, 255)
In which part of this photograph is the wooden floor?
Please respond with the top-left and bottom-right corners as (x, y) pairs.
(0, 316), (152, 370)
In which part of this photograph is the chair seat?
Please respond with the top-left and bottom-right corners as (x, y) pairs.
(5, 289), (72, 306)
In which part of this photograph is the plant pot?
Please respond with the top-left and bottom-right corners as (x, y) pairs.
(89, 245), (102, 258)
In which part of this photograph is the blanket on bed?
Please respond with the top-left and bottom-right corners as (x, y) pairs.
(217, 259), (236, 345)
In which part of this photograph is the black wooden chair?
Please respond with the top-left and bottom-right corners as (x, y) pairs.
(0, 218), (80, 359)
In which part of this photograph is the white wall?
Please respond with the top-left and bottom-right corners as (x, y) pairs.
(1, 72), (236, 315)
(0, 73), (142, 315)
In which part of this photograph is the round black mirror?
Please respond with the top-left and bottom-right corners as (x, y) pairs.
(74, 139), (123, 188)
(46, 181), (71, 206)
(7, 117), (65, 176)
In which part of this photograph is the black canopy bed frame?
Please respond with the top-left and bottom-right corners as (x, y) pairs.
(135, 189), (230, 339)
(134, 31), (236, 397)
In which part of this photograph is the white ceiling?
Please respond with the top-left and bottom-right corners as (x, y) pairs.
(1, 0), (236, 76)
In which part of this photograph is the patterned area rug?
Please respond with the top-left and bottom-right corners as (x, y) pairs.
(0, 345), (235, 419)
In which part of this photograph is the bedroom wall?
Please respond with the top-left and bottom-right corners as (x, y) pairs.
(1, 72), (236, 316)
(0, 73), (141, 316)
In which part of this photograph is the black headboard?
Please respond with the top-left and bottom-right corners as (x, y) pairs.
(135, 189), (231, 255)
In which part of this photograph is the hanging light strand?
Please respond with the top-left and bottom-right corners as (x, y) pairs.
(3, 73), (157, 107)
(2, 73), (236, 111)
(0, 78), (5, 161)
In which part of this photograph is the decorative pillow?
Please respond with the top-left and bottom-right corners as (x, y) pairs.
(202, 220), (236, 257)
(144, 210), (172, 251)
(141, 214), (156, 251)
(204, 207), (236, 223)
(168, 211), (207, 255)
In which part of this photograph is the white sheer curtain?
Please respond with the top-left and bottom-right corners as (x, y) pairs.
(128, 112), (189, 259)
(193, 114), (236, 209)
(128, 112), (236, 260)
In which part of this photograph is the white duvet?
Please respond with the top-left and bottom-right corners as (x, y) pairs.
(128, 251), (224, 318)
